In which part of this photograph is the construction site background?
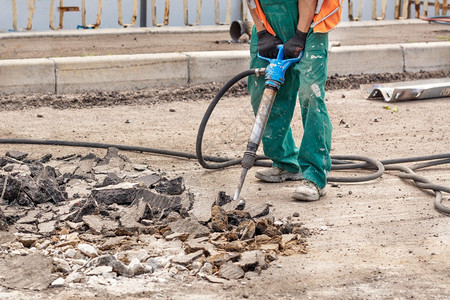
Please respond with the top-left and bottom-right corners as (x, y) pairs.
(1, 0), (448, 32)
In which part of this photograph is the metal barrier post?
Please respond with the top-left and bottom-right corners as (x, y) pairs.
(394, 0), (401, 18)
(348, 0), (365, 21)
(151, 0), (170, 26)
(118, 0), (139, 27)
(215, 0), (232, 25)
(183, 0), (202, 26)
(12, 0), (36, 31)
(240, 0), (249, 21)
(49, 0), (81, 30)
(400, 0), (410, 19)
(372, 0), (388, 20)
(81, 0), (102, 29)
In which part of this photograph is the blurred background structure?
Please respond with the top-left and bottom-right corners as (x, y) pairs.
(1, 0), (448, 32)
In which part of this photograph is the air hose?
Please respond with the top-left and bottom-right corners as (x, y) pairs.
(0, 70), (449, 214)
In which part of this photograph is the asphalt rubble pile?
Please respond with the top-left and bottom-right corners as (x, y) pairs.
(0, 148), (310, 290)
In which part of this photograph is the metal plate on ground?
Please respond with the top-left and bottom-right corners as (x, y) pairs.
(361, 78), (450, 102)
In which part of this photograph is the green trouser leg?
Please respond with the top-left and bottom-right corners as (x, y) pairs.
(247, 0), (332, 189)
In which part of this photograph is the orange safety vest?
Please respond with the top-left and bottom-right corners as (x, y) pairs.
(254, 0), (343, 35)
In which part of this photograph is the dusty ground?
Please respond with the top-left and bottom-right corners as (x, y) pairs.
(1, 22), (449, 59)
(0, 74), (449, 298)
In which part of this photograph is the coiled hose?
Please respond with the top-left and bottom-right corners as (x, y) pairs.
(0, 69), (449, 214)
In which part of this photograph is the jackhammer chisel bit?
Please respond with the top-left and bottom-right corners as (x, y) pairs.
(233, 45), (303, 202)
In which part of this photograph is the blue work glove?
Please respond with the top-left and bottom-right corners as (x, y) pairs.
(284, 29), (308, 58)
(257, 30), (283, 58)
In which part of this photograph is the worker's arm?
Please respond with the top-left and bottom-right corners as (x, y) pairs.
(247, 2), (265, 32)
(298, 0), (318, 32)
(285, 0), (318, 58)
(246, 0), (282, 58)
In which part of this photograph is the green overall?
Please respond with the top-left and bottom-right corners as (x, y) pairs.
(248, 0), (332, 189)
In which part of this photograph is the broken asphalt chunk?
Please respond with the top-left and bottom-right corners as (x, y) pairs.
(172, 249), (203, 266)
(68, 198), (99, 223)
(214, 191), (233, 207)
(0, 209), (8, 231)
(135, 173), (160, 188)
(219, 261), (244, 280)
(6, 150), (28, 161)
(91, 182), (140, 205)
(210, 205), (228, 232)
(89, 254), (133, 277)
(169, 217), (210, 239)
(236, 250), (267, 272)
(155, 177), (185, 195)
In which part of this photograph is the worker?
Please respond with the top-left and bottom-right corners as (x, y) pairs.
(246, 0), (342, 201)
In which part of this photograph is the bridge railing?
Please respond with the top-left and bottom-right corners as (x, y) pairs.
(8, 0), (450, 32)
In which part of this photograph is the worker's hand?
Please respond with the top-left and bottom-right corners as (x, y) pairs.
(284, 29), (308, 59)
(257, 30), (283, 58)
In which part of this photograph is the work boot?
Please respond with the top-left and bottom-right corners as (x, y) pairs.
(255, 167), (302, 183)
(292, 179), (326, 201)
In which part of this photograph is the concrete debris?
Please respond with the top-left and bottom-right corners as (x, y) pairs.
(97, 147), (130, 170)
(15, 232), (41, 247)
(128, 258), (147, 275)
(77, 243), (99, 258)
(64, 248), (79, 259)
(155, 176), (185, 195)
(172, 249), (203, 266)
(0, 149), (310, 291)
(68, 198), (99, 223)
(65, 272), (84, 284)
(237, 250), (267, 272)
(82, 214), (118, 235)
(215, 191), (233, 207)
(0, 253), (54, 290)
(168, 217), (210, 239)
(38, 220), (57, 235)
(165, 232), (189, 242)
(0, 209), (8, 231)
(6, 150), (28, 161)
(91, 182), (140, 205)
(50, 277), (65, 288)
(135, 173), (160, 187)
(53, 257), (72, 274)
(122, 249), (149, 263)
(146, 258), (163, 271)
(86, 266), (113, 276)
(89, 255), (133, 277)
(95, 172), (123, 188)
(211, 205), (228, 232)
(219, 261), (245, 280)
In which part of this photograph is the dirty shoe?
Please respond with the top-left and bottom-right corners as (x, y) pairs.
(292, 179), (326, 201)
(255, 167), (302, 183)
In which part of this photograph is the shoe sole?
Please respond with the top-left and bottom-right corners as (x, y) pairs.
(292, 189), (327, 201)
(255, 172), (302, 183)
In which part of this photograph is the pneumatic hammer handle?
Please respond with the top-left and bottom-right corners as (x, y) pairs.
(232, 45), (303, 202)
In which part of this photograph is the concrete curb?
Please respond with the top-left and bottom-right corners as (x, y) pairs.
(53, 53), (189, 94)
(1, 41), (449, 95)
(0, 20), (427, 40)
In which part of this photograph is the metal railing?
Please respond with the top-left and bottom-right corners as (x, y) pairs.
(348, 0), (448, 20)
(8, 0), (450, 31)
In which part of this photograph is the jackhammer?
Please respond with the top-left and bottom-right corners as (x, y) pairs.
(232, 45), (303, 204)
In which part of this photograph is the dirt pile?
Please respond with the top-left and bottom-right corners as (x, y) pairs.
(0, 148), (310, 290)
(0, 70), (448, 111)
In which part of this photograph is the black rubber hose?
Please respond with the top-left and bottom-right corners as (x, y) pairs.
(386, 164), (450, 215)
(193, 68), (385, 182)
(0, 138), (231, 162)
(0, 68), (448, 214)
(195, 68), (272, 169)
(327, 155), (385, 183)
